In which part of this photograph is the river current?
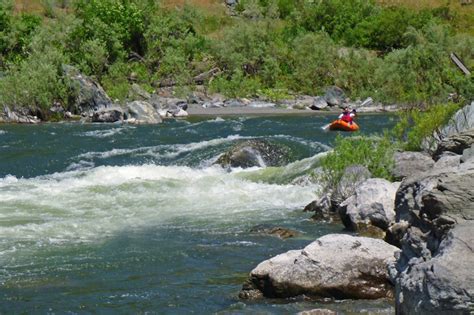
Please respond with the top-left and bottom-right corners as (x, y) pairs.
(0, 114), (396, 314)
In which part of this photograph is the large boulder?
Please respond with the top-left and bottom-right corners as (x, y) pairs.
(393, 159), (474, 232)
(392, 223), (474, 314)
(310, 96), (329, 110)
(391, 151), (435, 181)
(389, 158), (474, 313)
(215, 139), (291, 168)
(324, 86), (345, 107)
(339, 178), (400, 237)
(126, 101), (162, 124)
(63, 65), (114, 114)
(432, 129), (474, 160)
(239, 234), (399, 300)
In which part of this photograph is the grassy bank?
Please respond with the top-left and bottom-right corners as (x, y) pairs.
(0, 0), (472, 120)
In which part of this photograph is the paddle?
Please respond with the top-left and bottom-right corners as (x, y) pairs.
(321, 123), (331, 131)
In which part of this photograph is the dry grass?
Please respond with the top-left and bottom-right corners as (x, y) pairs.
(14, 0), (44, 14)
(161, 0), (222, 10)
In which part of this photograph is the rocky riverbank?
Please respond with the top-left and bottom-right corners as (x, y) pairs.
(239, 102), (474, 314)
(0, 66), (395, 124)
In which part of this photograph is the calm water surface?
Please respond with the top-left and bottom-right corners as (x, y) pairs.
(0, 114), (396, 314)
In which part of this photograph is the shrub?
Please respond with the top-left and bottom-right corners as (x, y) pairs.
(287, 32), (338, 94)
(0, 49), (70, 117)
(144, 10), (207, 85)
(319, 134), (395, 187)
(71, 0), (146, 65)
(0, 5), (42, 64)
(393, 102), (462, 151)
(209, 70), (262, 98)
(374, 23), (471, 104)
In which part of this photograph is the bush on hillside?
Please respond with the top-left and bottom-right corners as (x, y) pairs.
(0, 4), (42, 64)
(71, 0), (146, 66)
(374, 23), (472, 104)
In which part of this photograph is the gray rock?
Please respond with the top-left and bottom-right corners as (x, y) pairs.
(304, 194), (334, 221)
(390, 159), (474, 312)
(2, 106), (40, 124)
(294, 95), (315, 109)
(126, 101), (162, 124)
(310, 96), (328, 110)
(461, 145), (474, 163)
(224, 99), (245, 107)
(339, 179), (400, 237)
(433, 153), (461, 169)
(438, 101), (474, 138)
(324, 86), (345, 107)
(248, 101), (276, 108)
(215, 139), (290, 168)
(393, 223), (474, 314)
(297, 309), (336, 315)
(63, 65), (114, 114)
(239, 234), (399, 300)
(330, 165), (372, 209)
(433, 129), (474, 160)
(391, 151), (435, 181)
(92, 107), (124, 123)
(127, 83), (151, 101)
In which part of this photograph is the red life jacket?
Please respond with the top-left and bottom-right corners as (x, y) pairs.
(341, 112), (353, 123)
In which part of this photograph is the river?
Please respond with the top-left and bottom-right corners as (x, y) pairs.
(0, 114), (397, 314)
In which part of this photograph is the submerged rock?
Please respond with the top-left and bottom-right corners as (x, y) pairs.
(249, 225), (300, 239)
(239, 234), (399, 300)
(215, 139), (291, 168)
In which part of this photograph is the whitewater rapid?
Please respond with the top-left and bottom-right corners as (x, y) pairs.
(0, 162), (321, 261)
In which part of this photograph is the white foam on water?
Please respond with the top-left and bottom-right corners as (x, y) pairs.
(77, 127), (131, 138)
(0, 164), (318, 259)
(0, 130), (6, 135)
(76, 135), (253, 161)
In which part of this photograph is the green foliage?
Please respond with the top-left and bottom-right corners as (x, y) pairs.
(71, 0), (146, 64)
(320, 134), (395, 187)
(0, 4), (42, 64)
(0, 48), (70, 116)
(0, 0), (472, 119)
(288, 32), (337, 94)
(374, 23), (472, 104)
(348, 7), (434, 51)
(209, 70), (262, 98)
(394, 102), (462, 151)
(144, 9), (207, 85)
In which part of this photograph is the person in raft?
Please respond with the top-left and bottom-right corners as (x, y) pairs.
(338, 107), (356, 125)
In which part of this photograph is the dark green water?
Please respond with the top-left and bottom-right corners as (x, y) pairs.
(0, 114), (396, 314)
